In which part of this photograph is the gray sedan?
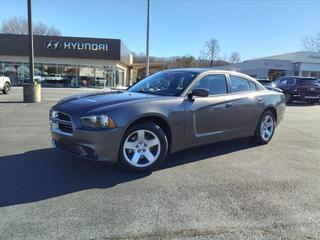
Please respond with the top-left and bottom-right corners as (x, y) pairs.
(50, 69), (285, 171)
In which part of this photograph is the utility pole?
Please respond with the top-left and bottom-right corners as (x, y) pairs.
(24, 0), (41, 102)
(145, 0), (150, 77)
(27, 0), (34, 84)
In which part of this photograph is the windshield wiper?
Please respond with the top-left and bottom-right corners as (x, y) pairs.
(132, 90), (173, 96)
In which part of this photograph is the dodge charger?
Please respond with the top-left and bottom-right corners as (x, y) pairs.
(50, 69), (285, 171)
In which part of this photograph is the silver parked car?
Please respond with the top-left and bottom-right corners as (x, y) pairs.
(0, 76), (11, 94)
(50, 69), (286, 171)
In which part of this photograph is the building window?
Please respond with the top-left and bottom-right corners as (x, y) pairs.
(268, 70), (286, 81)
(116, 68), (125, 86)
(0, 61), (122, 88)
(302, 71), (320, 78)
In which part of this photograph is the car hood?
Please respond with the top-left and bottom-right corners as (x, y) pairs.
(54, 91), (161, 113)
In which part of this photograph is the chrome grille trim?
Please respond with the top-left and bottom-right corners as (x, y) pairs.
(51, 110), (74, 136)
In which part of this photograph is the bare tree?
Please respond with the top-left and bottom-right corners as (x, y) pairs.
(204, 38), (220, 67)
(167, 55), (197, 68)
(221, 53), (228, 61)
(303, 31), (320, 52)
(229, 51), (241, 63)
(0, 17), (62, 36)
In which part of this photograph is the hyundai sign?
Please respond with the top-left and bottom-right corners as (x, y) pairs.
(45, 40), (108, 51)
(0, 34), (120, 60)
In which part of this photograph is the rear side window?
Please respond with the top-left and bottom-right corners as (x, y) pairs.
(297, 78), (319, 86)
(248, 81), (257, 91)
(230, 75), (251, 93)
(195, 74), (228, 95)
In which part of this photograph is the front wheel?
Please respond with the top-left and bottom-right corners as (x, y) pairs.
(2, 82), (10, 94)
(118, 122), (168, 172)
(254, 110), (276, 145)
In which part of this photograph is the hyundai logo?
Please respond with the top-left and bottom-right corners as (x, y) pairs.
(45, 41), (61, 50)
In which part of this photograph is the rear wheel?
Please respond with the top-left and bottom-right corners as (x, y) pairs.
(118, 122), (168, 172)
(254, 110), (275, 144)
(284, 92), (292, 104)
(2, 82), (10, 94)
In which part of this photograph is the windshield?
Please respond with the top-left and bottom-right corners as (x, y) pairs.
(128, 71), (198, 96)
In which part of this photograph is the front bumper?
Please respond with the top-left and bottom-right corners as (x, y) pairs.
(51, 126), (125, 163)
(292, 93), (320, 101)
(303, 96), (320, 100)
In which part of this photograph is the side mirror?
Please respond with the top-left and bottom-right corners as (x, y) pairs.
(188, 88), (209, 99)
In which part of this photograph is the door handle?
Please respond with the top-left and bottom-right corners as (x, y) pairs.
(257, 97), (264, 103)
(225, 103), (233, 108)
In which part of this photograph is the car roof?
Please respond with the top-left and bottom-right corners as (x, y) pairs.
(163, 68), (256, 79)
(164, 68), (234, 74)
(280, 76), (317, 79)
(257, 79), (271, 82)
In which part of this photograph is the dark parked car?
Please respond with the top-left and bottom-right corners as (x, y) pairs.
(275, 76), (320, 104)
(50, 69), (285, 171)
(256, 78), (283, 93)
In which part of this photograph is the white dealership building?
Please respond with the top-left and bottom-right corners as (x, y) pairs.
(217, 51), (320, 81)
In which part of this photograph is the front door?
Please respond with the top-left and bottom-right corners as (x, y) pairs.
(185, 74), (234, 145)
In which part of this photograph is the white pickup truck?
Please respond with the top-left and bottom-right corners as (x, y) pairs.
(0, 76), (11, 94)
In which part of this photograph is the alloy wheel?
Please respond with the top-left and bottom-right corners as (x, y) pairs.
(123, 129), (161, 168)
(260, 115), (274, 141)
(4, 84), (10, 93)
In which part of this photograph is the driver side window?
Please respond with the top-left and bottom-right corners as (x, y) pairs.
(194, 74), (228, 96)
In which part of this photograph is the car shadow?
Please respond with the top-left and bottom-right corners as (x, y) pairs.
(0, 101), (24, 103)
(0, 138), (257, 207)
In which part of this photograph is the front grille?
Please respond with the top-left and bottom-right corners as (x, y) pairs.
(59, 123), (73, 134)
(52, 111), (74, 135)
(58, 112), (71, 122)
(300, 92), (320, 97)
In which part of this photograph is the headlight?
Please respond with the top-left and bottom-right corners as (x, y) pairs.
(49, 109), (58, 120)
(80, 114), (117, 128)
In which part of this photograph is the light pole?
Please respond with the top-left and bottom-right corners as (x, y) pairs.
(27, 0), (34, 84)
(24, 0), (41, 103)
(145, 0), (150, 77)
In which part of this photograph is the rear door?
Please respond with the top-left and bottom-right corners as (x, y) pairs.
(227, 75), (262, 137)
(297, 78), (320, 98)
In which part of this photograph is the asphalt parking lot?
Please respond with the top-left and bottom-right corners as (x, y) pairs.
(0, 87), (319, 240)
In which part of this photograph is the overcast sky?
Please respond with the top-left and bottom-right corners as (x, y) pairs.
(0, 0), (319, 60)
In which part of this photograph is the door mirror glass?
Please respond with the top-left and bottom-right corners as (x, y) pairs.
(190, 88), (209, 98)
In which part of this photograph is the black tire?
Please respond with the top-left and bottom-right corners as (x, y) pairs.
(284, 92), (292, 104)
(254, 110), (276, 145)
(2, 82), (10, 94)
(118, 122), (168, 172)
